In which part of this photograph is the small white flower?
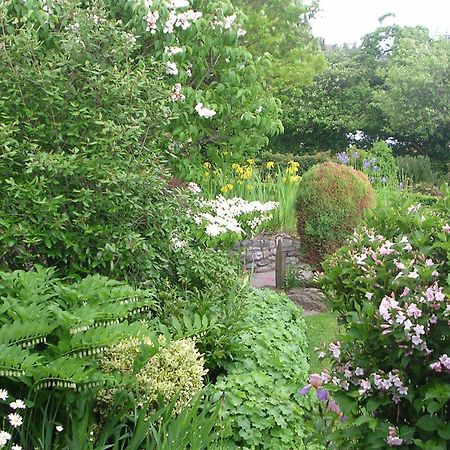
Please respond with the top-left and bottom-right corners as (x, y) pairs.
(195, 103), (216, 118)
(164, 46), (184, 56)
(8, 413), (23, 428)
(9, 399), (26, 410)
(56, 425), (64, 432)
(187, 182), (201, 194)
(166, 61), (179, 76)
(12, 444), (23, 450)
(167, 0), (190, 9)
(0, 389), (8, 401)
(408, 269), (419, 279)
(0, 430), (12, 447)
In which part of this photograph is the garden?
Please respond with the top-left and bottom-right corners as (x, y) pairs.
(0, 0), (448, 449)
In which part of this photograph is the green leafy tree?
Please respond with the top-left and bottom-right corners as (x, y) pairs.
(376, 30), (450, 158)
(231, 0), (325, 90)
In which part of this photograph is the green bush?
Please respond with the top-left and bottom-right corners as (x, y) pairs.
(296, 162), (375, 262)
(259, 151), (333, 175)
(98, 336), (207, 417)
(212, 289), (311, 449)
(397, 155), (438, 185)
(0, 267), (157, 390)
(0, 6), (187, 284)
(317, 194), (450, 448)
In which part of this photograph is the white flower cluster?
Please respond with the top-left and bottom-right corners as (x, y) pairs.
(163, 9), (202, 34)
(164, 45), (184, 56)
(166, 61), (178, 75)
(211, 14), (236, 31)
(171, 235), (187, 250)
(144, 0), (202, 35)
(170, 83), (185, 101)
(195, 103), (216, 118)
(195, 196), (278, 237)
(0, 389), (27, 450)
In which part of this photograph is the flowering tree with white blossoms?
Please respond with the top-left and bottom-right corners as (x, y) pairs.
(102, 0), (283, 162)
(3, 0), (282, 165)
(312, 194), (450, 449)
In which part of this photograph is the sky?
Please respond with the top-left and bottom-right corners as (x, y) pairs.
(311, 0), (450, 45)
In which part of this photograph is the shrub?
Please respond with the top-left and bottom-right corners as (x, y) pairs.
(259, 151), (333, 175)
(212, 289), (312, 449)
(0, 267), (157, 389)
(0, 5), (185, 284)
(98, 336), (207, 417)
(318, 196), (450, 448)
(397, 155), (438, 186)
(296, 162), (375, 262)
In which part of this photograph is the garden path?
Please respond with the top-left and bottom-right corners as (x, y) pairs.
(250, 270), (326, 316)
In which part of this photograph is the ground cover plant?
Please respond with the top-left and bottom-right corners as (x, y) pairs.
(307, 189), (450, 449)
(212, 289), (312, 449)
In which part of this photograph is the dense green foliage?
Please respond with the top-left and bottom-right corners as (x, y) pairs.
(212, 289), (311, 449)
(259, 150), (332, 175)
(0, 5), (182, 283)
(296, 162), (375, 261)
(232, 0), (325, 90)
(397, 155), (441, 186)
(0, 267), (157, 389)
(317, 190), (450, 448)
(273, 21), (450, 162)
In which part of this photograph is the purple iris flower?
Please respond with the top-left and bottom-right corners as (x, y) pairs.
(381, 176), (387, 184)
(398, 183), (404, 191)
(337, 152), (350, 165)
(299, 385), (311, 395)
(363, 159), (370, 169)
(316, 389), (329, 402)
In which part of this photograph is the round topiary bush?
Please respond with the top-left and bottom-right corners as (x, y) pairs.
(296, 162), (375, 261)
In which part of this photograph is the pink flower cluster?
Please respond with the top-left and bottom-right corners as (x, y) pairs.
(430, 354), (450, 373)
(386, 427), (403, 446)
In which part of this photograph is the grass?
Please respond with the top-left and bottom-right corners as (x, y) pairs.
(304, 311), (341, 373)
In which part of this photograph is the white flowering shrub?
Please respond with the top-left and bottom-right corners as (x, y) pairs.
(194, 195), (278, 246)
(2, 0), (281, 164)
(98, 336), (207, 416)
(313, 194), (450, 448)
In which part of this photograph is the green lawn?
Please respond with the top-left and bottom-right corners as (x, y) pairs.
(304, 311), (341, 373)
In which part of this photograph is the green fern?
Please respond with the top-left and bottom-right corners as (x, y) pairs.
(0, 267), (158, 392)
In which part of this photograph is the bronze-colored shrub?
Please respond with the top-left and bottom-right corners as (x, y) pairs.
(296, 162), (375, 262)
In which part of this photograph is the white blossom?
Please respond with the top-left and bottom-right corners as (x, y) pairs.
(195, 103), (216, 118)
(8, 413), (23, 428)
(145, 10), (159, 33)
(0, 389), (8, 401)
(166, 61), (179, 76)
(170, 83), (185, 101)
(164, 46), (184, 56)
(9, 399), (26, 410)
(0, 431), (11, 447)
